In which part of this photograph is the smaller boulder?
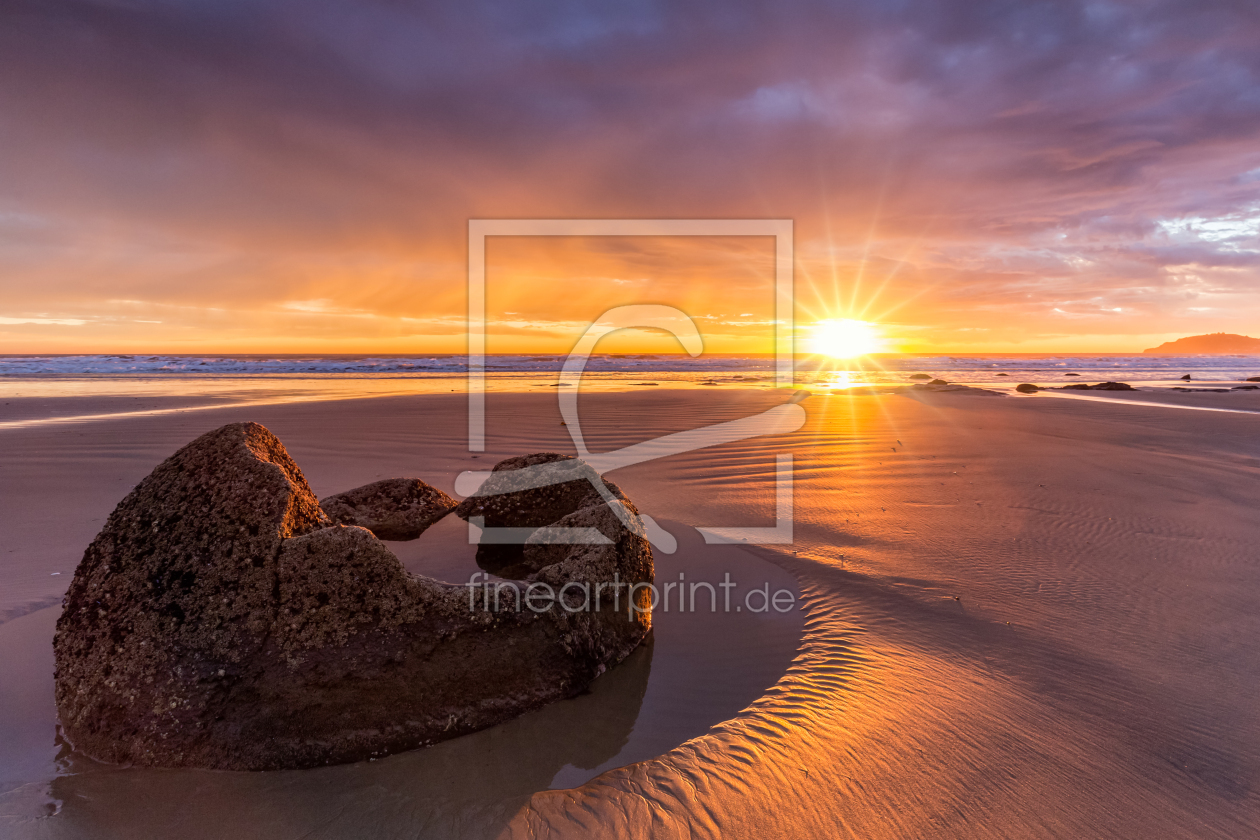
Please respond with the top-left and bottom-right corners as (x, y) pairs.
(1180, 374), (1192, 381)
(1016, 383), (1039, 393)
(321, 478), (457, 541)
(1065, 373), (1080, 376)
(1247, 377), (1260, 382)
(908, 374), (932, 380)
(928, 378), (949, 385)
(454, 454), (629, 577)
(996, 373), (1009, 376)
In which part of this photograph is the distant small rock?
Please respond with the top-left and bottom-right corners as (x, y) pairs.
(995, 373), (1009, 376)
(1064, 373), (1080, 376)
(928, 378), (948, 385)
(321, 478), (457, 541)
(915, 384), (1003, 395)
(1060, 382), (1137, 391)
(1247, 377), (1260, 382)
(1180, 374), (1192, 381)
(908, 374), (932, 380)
(1016, 383), (1039, 393)
(1231, 385), (1259, 390)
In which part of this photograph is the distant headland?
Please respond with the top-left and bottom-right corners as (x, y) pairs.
(1143, 333), (1260, 354)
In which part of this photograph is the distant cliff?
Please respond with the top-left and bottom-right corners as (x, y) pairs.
(1143, 333), (1260, 354)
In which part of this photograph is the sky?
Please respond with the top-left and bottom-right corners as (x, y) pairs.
(1, 0), (1259, 355)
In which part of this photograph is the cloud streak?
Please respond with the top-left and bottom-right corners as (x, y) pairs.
(1, 0), (1258, 351)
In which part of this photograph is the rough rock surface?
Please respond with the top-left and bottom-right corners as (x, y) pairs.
(321, 478), (456, 540)
(454, 454), (615, 528)
(453, 453), (632, 577)
(54, 424), (653, 771)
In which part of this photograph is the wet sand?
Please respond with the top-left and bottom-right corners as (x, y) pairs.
(2, 388), (1260, 837)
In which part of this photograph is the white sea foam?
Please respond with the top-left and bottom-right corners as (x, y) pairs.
(1, 353), (1258, 384)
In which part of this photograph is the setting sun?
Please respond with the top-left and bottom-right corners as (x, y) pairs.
(810, 319), (882, 358)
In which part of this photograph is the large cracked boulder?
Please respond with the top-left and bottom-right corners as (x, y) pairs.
(320, 478), (457, 540)
(54, 423), (653, 771)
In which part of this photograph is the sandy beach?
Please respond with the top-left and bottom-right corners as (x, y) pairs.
(0, 386), (1256, 838)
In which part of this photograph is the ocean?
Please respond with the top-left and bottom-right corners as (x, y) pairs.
(3, 352), (1260, 380)
(2, 352), (1258, 395)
